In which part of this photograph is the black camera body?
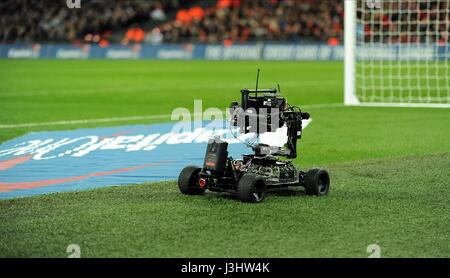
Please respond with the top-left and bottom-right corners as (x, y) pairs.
(178, 73), (329, 203)
(230, 88), (286, 134)
(230, 88), (310, 158)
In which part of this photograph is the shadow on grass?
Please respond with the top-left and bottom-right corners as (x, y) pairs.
(201, 186), (307, 202)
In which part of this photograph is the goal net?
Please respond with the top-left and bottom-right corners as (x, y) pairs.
(345, 0), (450, 107)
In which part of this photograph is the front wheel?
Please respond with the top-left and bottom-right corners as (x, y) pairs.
(178, 166), (205, 195)
(237, 174), (267, 203)
(304, 168), (330, 196)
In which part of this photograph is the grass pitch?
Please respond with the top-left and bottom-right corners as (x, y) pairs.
(0, 60), (449, 257)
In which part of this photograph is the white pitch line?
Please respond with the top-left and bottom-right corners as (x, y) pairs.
(0, 115), (171, 129)
(301, 103), (344, 109)
(0, 103), (344, 129)
(0, 80), (342, 97)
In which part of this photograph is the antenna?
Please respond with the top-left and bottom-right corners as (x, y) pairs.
(255, 68), (260, 97)
(277, 83), (281, 95)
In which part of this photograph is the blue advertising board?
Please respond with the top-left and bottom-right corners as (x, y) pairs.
(0, 43), (448, 61)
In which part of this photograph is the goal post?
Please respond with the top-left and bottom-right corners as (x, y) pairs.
(344, 0), (450, 108)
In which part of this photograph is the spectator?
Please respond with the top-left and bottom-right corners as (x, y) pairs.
(151, 2), (166, 21)
(188, 6), (205, 22)
(176, 9), (191, 25)
(124, 25), (145, 44)
(145, 28), (164, 45)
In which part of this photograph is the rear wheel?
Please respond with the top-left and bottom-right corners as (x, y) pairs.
(304, 168), (330, 196)
(237, 174), (267, 203)
(178, 166), (205, 195)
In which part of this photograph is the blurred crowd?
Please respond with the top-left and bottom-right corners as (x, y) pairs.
(1, 0), (447, 46)
(157, 0), (344, 45)
(0, 0), (344, 45)
(359, 1), (450, 44)
(0, 0), (181, 44)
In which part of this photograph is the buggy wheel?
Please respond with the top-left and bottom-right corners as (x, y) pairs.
(178, 166), (205, 195)
(304, 168), (330, 196)
(237, 174), (267, 203)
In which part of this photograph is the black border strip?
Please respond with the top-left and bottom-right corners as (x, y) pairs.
(1, 258), (449, 275)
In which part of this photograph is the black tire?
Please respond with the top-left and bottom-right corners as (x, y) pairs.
(304, 168), (330, 196)
(178, 165), (205, 195)
(237, 174), (267, 203)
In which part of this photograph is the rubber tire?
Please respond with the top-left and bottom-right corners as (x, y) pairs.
(237, 174), (267, 203)
(304, 168), (330, 196)
(178, 165), (205, 195)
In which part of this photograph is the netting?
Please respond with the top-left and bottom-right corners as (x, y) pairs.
(355, 0), (450, 105)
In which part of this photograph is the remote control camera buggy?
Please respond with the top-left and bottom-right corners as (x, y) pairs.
(178, 71), (330, 202)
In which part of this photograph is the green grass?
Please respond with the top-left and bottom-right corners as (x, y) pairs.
(0, 60), (449, 257)
(1, 153), (448, 257)
(356, 62), (449, 103)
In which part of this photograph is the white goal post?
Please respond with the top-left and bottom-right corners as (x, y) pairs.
(345, 0), (450, 108)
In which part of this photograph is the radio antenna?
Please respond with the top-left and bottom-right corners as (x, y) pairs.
(277, 83), (281, 95)
(255, 68), (260, 97)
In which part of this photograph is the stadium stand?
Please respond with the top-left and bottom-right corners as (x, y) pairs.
(0, 0), (344, 45)
(0, 0), (188, 43)
(160, 0), (344, 44)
